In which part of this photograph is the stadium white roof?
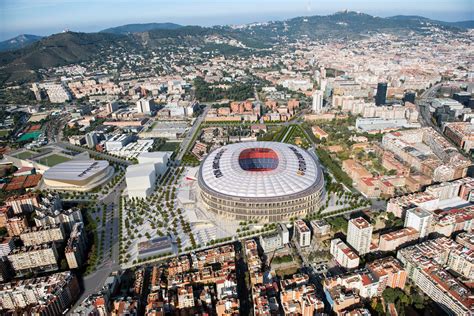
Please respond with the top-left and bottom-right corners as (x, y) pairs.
(199, 142), (322, 198)
(43, 159), (109, 181)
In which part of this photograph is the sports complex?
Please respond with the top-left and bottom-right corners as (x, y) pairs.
(43, 159), (114, 191)
(198, 141), (325, 222)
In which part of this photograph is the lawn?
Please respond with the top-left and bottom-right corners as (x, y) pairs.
(282, 125), (311, 149)
(14, 151), (36, 160)
(158, 141), (181, 152)
(37, 154), (71, 167)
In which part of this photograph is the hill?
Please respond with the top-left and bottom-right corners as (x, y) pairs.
(388, 15), (474, 29)
(0, 34), (43, 52)
(0, 31), (136, 84)
(101, 22), (183, 34)
(232, 11), (464, 42)
(0, 11), (471, 85)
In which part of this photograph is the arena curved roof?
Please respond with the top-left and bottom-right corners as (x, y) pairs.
(43, 159), (110, 182)
(199, 142), (323, 198)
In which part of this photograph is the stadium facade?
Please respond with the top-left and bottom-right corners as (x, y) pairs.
(43, 160), (114, 192)
(198, 142), (325, 222)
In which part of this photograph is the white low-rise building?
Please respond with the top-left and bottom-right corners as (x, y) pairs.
(137, 151), (171, 177)
(126, 163), (157, 199)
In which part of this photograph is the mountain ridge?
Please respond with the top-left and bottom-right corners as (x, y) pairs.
(0, 11), (472, 85)
(100, 22), (183, 34)
(0, 34), (43, 52)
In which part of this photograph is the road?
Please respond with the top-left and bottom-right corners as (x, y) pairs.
(77, 179), (125, 303)
(416, 82), (442, 132)
(176, 104), (210, 161)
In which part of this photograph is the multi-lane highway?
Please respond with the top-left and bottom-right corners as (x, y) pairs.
(176, 104), (210, 161)
(416, 83), (442, 131)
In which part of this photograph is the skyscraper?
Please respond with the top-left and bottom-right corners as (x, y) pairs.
(106, 101), (119, 113)
(85, 132), (98, 148)
(375, 82), (387, 106)
(312, 90), (324, 113)
(347, 217), (373, 255)
(136, 98), (155, 114)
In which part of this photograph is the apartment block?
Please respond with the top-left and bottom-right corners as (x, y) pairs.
(294, 220), (311, 247)
(366, 257), (407, 295)
(347, 217), (373, 255)
(397, 238), (473, 315)
(404, 207), (433, 238)
(65, 223), (87, 269)
(7, 243), (59, 276)
(378, 227), (420, 252)
(19, 224), (66, 246)
(0, 271), (80, 314)
(330, 238), (360, 269)
(6, 216), (28, 236)
(5, 192), (40, 214)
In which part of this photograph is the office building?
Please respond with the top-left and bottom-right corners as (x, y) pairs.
(106, 101), (119, 113)
(85, 132), (98, 148)
(312, 90), (324, 113)
(347, 217), (373, 255)
(403, 91), (416, 104)
(105, 134), (133, 151)
(136, 98), (155, 114)
(126, 163), (157, 199)
(137, 151), (171, 177)
(375, 82), (387, 106)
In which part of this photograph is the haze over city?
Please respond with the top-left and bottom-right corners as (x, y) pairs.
(0, 0), (473, 40)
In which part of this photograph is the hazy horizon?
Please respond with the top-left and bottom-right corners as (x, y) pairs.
(1, 0), (473, 41)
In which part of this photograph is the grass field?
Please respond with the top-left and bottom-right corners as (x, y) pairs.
(275, 266), (299, 278)
(37, 154), (71, 167)
(18, 131), (42, 141)
(158, 141), (180, 152)
(14, 151), (36, 160)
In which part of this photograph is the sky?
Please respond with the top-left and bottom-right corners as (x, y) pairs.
(0, 0), (473, 41)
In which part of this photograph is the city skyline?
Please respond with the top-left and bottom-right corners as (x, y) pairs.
(0, 0), (473, 40)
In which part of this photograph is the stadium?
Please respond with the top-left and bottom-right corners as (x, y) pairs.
(198, 141), (325, 222)
(43, 159), (114, 191)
